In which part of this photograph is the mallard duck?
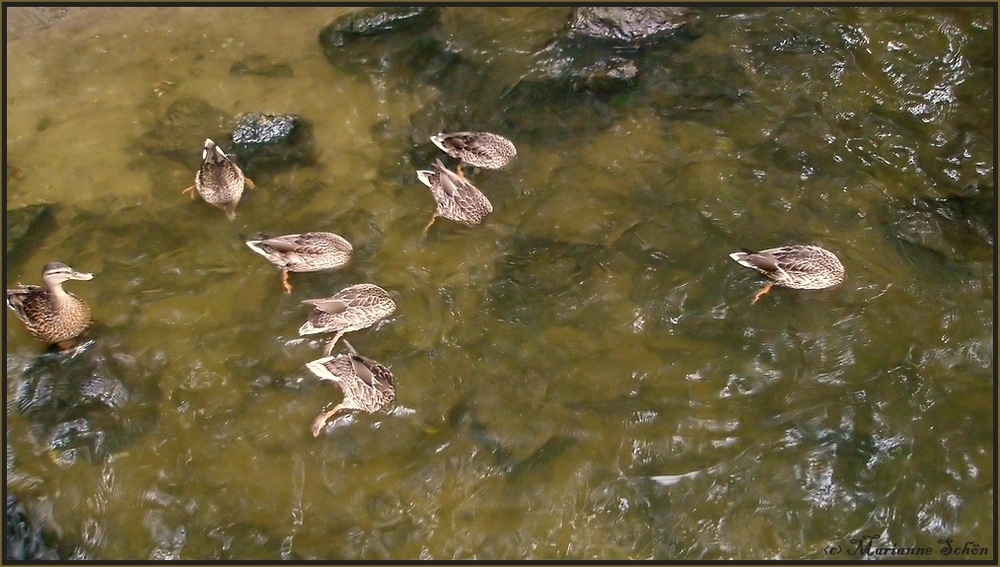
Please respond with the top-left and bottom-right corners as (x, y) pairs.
(6, 262), (94, 348)
(729, 245), (845, 304)
(430, 131), (517, 174)
(245, 232), (353, 294)
(306, 339), (397, 436)
(415, 159), (493, 232)
(182, 138), (255, 220)
(299, 283), (396, 355)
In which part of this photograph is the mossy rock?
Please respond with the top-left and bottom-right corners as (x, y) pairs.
(567, 7), (695, 44)
(229, 112), (316, 170)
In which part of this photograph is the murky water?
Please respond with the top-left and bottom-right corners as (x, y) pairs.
(5, 7), (994, 560)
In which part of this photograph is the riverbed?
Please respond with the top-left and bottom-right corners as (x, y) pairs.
(5, 6), (994, 560)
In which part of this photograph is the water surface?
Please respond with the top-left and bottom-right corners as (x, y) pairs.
(5, 6), (994, 560)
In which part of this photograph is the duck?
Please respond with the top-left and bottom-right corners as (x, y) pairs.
(245, 232), (353, 293)
(6, 262), (95, 348)
(182, 138), (255, 220)
(430, 131), (516, 175)
(306, 339), (397, 437)
(729, 244), (845, 304)
(299, 283), (396, 356)
(415, 159), (493, 232)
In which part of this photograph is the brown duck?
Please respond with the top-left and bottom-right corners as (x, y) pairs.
(182, 138), (254, 219)
(299, 283), (396, 356)
(430, 131), (517, 177)
(6, 262), (95, 348)
(306, 340), (397, 436)
(245, 232), (353, 293)
(415, 158), (493, 232)
(729, 244), (845, 304)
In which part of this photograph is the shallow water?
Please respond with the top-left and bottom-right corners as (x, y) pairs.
(5, 6), (994, 560)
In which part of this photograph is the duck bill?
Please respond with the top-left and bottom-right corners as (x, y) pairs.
(70, 270), (95, 281)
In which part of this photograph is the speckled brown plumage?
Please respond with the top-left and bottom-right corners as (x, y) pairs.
(729, 244), (845, 304)
(306, 340), (397, 436)
(430, 131), (516, 170)
(6, 262), (94, 346)
(183, 138), (254, 220)
(245, 232), (353, 293)
(415, 159), (493, 230)
(299, 283), (396, 355)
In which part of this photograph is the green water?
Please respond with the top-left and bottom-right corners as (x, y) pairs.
(5, 7), (994, 560)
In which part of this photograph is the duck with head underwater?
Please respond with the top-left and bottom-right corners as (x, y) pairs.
(299, 283), (396, 356)
(430, 131), (516, 176)
(306, 339), (397, 437)
(182, 138), (255, 220)
(415, 158), (493, 233)
(729, 244), (845, 304)
(245, 232), (353, 293)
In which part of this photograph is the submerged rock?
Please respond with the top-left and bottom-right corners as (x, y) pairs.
(137, 97), (234, 165)
(319, 4), (471, 131)
(5, 494), (59, 561)
(643, 48), (750, 112)
(11, 337), (162, 465)
(882, 193), (995, 263)
(509, 8), (655, 96)
(318, 7), (455, 82)
(511, 36), (641, 96)
(136, 98), (315, 173)
(324, 6), (437, 38)
(499, 73), (621, 140)
(230, 112), (316, 168)
(6, 203), (56, 265)
(487, 238), (614, 323)
(567, 7), (694, 44)
(5, 6), (81, 41)
(441, 397), (578, 478)
(575, 57), (639, 92)
(7, 163), (25, 182)
(498, 7), (699, 136)
(229, 54), (294, 78)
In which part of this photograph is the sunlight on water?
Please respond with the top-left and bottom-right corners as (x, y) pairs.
(6, 6), (994, 561)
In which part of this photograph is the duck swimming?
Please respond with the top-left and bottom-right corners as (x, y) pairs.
(245, 232), (352, 293)
(415, 158), (493, 232)
(299, 283), (396, 355)
(306, 340), (397, 437)
(6, 262), (95, 348)
(182, 138), (255, 220)
(729, 244), (845, 304)
(430, 131), (517, 173)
